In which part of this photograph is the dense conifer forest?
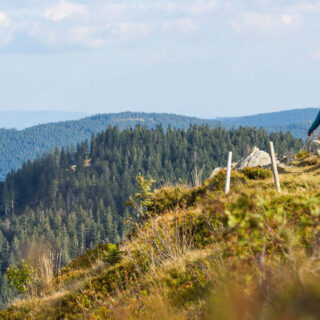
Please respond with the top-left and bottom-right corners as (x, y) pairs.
(0, 109), (316, 180)
(0, 112), (214, 180)
(0, 124), (303, 307)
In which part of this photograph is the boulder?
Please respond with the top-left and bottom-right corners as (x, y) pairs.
(278, 154), (295, 167)
(236, 146), (271, 169)
(308, 140), (320, 156)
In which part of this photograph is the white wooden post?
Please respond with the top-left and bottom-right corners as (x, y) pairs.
(225, 151), (232, 194)
(269, 141), (281, 193)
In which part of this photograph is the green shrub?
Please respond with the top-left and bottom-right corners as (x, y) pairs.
(61, 243), (110, 274)
(6, 260), (31, 294)
(241, 167), (272, 180)
(164, 260), (211, 308)
(126, 174), (155, 218)
(206, 170), (247, 191)
(150, 186), (206, 214)
(101, 244), (122, 265)
(295, 150), (309, 160)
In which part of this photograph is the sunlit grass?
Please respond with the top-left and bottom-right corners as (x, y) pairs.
(2, 154), (320, 319)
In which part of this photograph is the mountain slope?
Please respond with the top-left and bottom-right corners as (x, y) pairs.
(0, 112), (215, 180)
(0, 108), (317, 180)
(220, 108), (318, 136)
(0, 125), (303, 308)
(220, 107), (317, 126)
(2, 152), (320, 319)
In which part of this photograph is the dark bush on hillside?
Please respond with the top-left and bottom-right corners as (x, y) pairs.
(241, 167), (272, 180)
(101, 244), (122, 265)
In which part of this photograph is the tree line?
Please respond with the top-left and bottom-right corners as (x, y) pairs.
(0, 109), (313, 180)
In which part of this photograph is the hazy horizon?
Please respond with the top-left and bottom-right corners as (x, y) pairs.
(2, 105), (319, 117)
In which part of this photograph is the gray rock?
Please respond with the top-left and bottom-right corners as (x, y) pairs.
(279, 154), (295, 167)
(308, 140), (320, 156)
(236, 146), (271, 169)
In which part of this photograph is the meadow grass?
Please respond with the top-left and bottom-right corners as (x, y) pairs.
(1, 154), (320, 320)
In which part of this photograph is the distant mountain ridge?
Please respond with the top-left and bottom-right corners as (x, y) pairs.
(0, 108), (317, 132)
(215, 108), (320, 149)
(0, 108), (317, 180)
(219, 108), (318, 133)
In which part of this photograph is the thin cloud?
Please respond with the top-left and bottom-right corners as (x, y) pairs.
(0, 12), (12, 46)
(67, 27), (105, 47)
(0, 1), (215, 51)
(106, 22), (152, 40)
(151, 52), (184, 64)
(0, 0), (317, 53)
(160, 1), (218, 16)
(231, 12), (301, 33)
(310, 50), (320, 61)
(100, 3), (131, 20)
(43, 0), (88, 21)
(162, 18), (198, 32)
(287, 1), (320, 13)
(0, 12), (10, 28)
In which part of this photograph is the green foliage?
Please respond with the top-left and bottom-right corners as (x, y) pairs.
(164, 260), (211, 308)
(127, 174), (155, 217)
(294, 154), (320, 167)
(295, 150), (310, 160)
(1, 155), (320, 319)
(241, 167), (272, 180)
(60, 244), (109, 274)
(226, 194), (263, 232)
(149, 186), (205, 214)
(101, 244), (122, 265)
(5, 260), (31, 294)
(206, 170), (248, 191)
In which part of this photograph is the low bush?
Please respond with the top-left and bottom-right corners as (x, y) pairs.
(101, 244), (122, 265)
(295, 150), (309, 160)
(241, 167), (272, 180)
(6, 260), (31, 294)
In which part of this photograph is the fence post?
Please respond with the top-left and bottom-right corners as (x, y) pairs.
(269, 141), (281, 192)
(225, 151), (232, 194)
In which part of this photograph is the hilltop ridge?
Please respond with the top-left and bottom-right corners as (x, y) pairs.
(0, 108), (317, 180)
(2, 149), (320, 319)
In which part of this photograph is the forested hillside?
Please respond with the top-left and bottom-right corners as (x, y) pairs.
(221, 108), (318, 137)
(0, 109), (316, 181)
(0, 125), (302, 307)
(0, 112), (214, 180)
(2, 147), (320, 319)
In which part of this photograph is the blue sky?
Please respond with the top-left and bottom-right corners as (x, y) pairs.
(0, 0), (319, 118)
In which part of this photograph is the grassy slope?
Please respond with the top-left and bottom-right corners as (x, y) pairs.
(2, 153), (320, 320)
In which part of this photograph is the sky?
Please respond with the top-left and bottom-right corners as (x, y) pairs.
(0, 0), (319, 118)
